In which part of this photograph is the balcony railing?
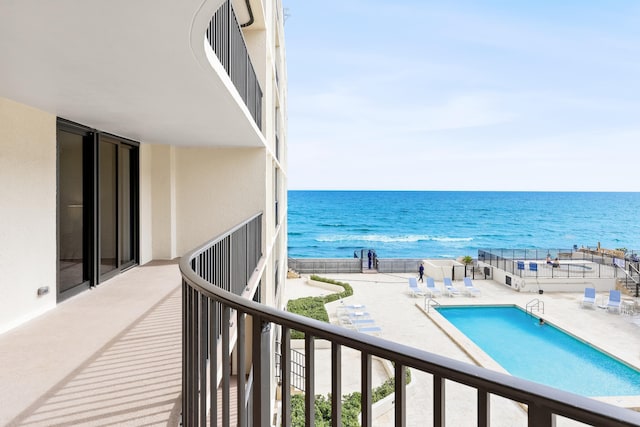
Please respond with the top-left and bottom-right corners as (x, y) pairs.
(206, 0), (263, 129)
(181, 219), (640, 426)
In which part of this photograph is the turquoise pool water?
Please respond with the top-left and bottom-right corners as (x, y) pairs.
(436, 306), (640, 397)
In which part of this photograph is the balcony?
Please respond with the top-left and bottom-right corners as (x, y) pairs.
(0, 0), (264, 147)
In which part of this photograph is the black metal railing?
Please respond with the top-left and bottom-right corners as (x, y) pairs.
(181, 213), (262, 426)
(182, 229), (640, 426)
(206, 0), (263, 129)
(478, 248), (624, 279)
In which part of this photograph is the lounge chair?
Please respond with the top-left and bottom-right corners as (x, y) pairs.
(357, 325), (382, 335)
(607, 290), (621, 313)
(339, 316), (376, 329)
(408, 277), (427, 297)
(443, 277), (461, 297)
(336, 303), (366, 317)
(463, 277), (481, 297)
(425, 277), (442, 297)
(581, 287), (596, 308)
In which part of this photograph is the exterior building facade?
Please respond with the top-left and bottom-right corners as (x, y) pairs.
(0, 0), (288, 340)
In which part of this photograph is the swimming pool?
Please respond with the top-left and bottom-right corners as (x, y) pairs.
(436, 305), (640, 397)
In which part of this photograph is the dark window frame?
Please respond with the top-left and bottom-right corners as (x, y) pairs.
(56, 118), (140, 301)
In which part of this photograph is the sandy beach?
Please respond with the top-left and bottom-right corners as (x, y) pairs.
(284, 272), (640, 426)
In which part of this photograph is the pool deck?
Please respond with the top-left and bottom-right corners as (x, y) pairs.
(285, 273), (640, 426)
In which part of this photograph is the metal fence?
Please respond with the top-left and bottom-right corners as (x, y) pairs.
(478, 248), (623, 279)
(288, 258), (426, 274)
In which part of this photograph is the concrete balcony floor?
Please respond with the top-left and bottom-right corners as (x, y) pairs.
(0, 260), (183, 427)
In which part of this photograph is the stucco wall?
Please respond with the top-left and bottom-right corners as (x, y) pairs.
(0, 98), (56, 334)
(175, 146), (265, 255)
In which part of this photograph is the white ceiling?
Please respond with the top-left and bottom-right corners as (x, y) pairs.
(0, 0), (264, 147)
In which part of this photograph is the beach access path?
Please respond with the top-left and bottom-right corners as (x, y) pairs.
(284, 273), (640, 426)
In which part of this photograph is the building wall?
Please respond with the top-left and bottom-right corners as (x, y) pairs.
(175, 146), (266, 255)
(0, 98), (57, 334)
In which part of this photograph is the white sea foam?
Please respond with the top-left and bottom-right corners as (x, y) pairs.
(316, 234), (473, 243)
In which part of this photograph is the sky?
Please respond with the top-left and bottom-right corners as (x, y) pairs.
(282, 1), (640, 191)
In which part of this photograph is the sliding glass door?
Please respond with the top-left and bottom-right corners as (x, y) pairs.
(58, 126), (91, 297)
(57, 120), (139, 300)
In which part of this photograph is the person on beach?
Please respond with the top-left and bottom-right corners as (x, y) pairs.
(367, 250), (372, 269)
(354, 251), (358, 258)
(418, 262), (424, 282)
(546, 254), (552, 264)
(552, 257), (560, 268)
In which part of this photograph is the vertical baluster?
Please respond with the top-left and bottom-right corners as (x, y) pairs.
(478, 388), (490, 427)
(361, 352), (372, 427)
(528, 402), (553, 426)
(209, 298), (218, 426)
(252, 316), (271, 427)
(434, 374), (445, 427)
(305, 335), (315, 427)
(395, 364), (406, 427)
(237, 313), (246, 427)
(281, 327), (291, 427)
(331, 343), (342, 427)
(222, 305), (230, 426)
(182, 282), (192, 426)
(199, 294), (208, 426)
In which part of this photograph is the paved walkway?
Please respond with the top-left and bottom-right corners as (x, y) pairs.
(0, 261), (182, 427)
(285, 273), (640, 426)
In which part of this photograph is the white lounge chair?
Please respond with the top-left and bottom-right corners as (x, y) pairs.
(607, 290), (621, 313)
(357, 325), (382, 335)
(463, 277), (481, 297)
(408, 277), (427, 297)
(425, 277), (442, 297)
(443, 278), (461, 297)
(581, 287), (596, 308)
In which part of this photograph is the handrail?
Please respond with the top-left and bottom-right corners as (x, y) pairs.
(526, 298), (545, 316)
(181, 220), (640, 426)
(424, 297), (440, 313)
(615, 263), (640, 297)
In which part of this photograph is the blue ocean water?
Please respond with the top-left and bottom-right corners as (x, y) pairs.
(287, 191), (640, 259)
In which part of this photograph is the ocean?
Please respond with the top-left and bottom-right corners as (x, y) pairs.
(287, 191), (640, 259)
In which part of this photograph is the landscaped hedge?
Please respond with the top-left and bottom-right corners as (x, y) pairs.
(286, 275), (353, 339)
(308, 275), (354, 301)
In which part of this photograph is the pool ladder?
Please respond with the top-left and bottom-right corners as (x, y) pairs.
(424, 297), (440, 313)
(526, 298), (545, 316)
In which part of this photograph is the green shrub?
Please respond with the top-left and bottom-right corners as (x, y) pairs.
(288, 369), (412, 426)
(287, 276), (353, 339)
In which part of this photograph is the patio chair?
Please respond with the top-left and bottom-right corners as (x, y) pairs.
(607, 290), (621, 313)
(443, 277), (461, 297)
(581, 287), (596, 309)
(463, 277), (481, 297)
(408, 277), (427, 298)
(425, 277), (442, 297)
